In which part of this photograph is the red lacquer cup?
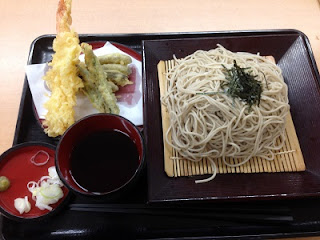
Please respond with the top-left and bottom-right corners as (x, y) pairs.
(55, 113), (145, 200)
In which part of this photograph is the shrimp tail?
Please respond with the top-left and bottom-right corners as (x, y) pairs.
(56, 0), (72, 33)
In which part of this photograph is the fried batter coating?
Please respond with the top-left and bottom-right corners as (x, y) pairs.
(104, 70), (133, 87)
(98, 53), (132, 65)
(108, 81), (119, 92)
(77, 62), (103, 106)
(101, 64), (132, 75)
(79, 43), (120, 114)
(43, 0), (83, 137)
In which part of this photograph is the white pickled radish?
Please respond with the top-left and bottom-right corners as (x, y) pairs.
(14, 196), (31, 214)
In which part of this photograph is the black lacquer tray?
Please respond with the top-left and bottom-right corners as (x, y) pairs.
(2, 30), (320, 240)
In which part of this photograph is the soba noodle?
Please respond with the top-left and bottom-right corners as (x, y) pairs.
(161, 45), (290, 183)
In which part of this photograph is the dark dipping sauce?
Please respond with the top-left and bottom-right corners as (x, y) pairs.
(70, 130), (140, 193)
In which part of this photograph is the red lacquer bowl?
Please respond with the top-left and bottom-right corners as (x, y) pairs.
(0, 142), (70, 221)
(55, 113), (145, 200)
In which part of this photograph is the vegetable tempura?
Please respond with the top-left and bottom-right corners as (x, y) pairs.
(78, 43), (120, 114)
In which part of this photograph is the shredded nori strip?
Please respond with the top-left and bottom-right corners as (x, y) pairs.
(222, 60), (262, 108)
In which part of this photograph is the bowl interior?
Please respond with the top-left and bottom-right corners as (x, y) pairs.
(56, 114), (144, 196)
(0, 143), (70, 221)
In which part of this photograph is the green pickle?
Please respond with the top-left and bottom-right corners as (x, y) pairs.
(0, 176), (10, 192)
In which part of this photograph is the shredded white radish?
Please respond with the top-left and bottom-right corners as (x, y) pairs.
(27, 181), (38, 190)
(30, 150), (50, 166)
(38, 176), (51, 186)
(26, 166), (64, 211)
(47, 166), (63, 186)
(31, 182), (63, 211)
(27, 181), (38, 201)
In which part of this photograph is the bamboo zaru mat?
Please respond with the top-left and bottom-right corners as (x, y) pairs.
(157, 60), (306, 178)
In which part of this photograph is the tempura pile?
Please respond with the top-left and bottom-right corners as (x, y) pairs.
(42, 0), (133, 137)
(43, 0), (83, 137)
(78, 43), (132, 114)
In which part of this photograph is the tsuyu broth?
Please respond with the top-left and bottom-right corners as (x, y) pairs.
(70, 130), (140, 193)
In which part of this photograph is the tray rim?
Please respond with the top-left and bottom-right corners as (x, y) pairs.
(5, 29), (320, 240)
